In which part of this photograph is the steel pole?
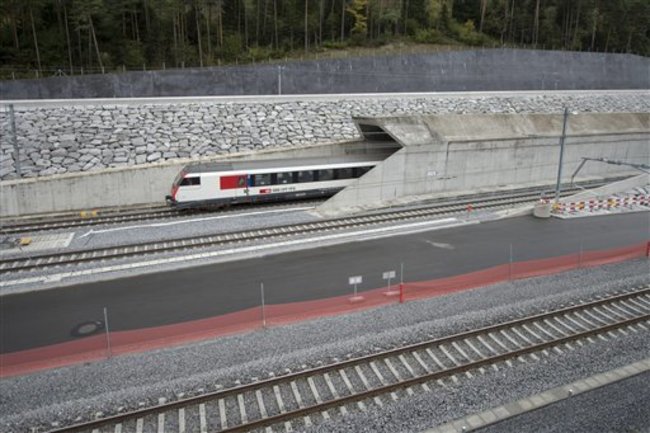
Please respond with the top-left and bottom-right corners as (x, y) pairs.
(260, 282), (266, 328)
(8, 104), (21, 177)
(103, 307), (112, 358)
(555, 107), (569, 202)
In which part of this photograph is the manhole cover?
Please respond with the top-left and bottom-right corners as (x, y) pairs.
(71, 321), (104, 337)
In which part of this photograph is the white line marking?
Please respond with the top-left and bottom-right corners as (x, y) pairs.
(424, 241), (454, 249)
(77, 207), (315, 237)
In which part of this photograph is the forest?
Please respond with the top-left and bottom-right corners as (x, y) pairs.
(1, 0), (648, 78)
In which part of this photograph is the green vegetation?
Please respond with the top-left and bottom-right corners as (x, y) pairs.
(1, 0), (648, 79)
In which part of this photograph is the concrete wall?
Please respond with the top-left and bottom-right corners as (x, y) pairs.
(2, 49), (649, 99)
(0, 140), (393, 216)
(317, 112), (650, 216)
(2, 94), (648, 217)
(3, 91), (648, 181)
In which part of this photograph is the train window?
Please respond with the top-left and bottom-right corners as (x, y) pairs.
(353, 166), (372, 178)
(297, 170), (314, 183)
(180, 176), (201, 186)
(276, 172), (293, 184)
(318, 169), (334, 181)
(335, 168), (353, 180)
(252, 173), (272, 186)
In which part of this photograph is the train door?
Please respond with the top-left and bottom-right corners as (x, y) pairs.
(219, 174), (248, 202)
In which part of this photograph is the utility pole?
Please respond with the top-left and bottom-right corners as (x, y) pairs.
(8, 105), (21, 177)
(554, 107), (569, 203)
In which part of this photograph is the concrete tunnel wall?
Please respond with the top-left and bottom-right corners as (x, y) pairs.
(0, 140), (394, 217)
(317, 112), (650, 216)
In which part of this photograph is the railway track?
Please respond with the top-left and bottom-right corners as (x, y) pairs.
(0, 204), (177, 235)
(0, 186), (597, 275)
(0, 177), (625, 235)
(0, 201), (326, 236)
(0, 182), (627, 276)
(43, 286), (650, 433)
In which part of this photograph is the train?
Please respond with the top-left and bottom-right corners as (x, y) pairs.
(166, 156), (380, 209)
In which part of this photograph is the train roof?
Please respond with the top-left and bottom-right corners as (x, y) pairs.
(182, 154), (383, 174)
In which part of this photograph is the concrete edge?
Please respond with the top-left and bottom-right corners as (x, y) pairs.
(3, 89), (646, 108)
(423, 357), (650, 433)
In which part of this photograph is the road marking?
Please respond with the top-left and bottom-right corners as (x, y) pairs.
(78, 207), (315, 237)
(424, 240), (454, 249)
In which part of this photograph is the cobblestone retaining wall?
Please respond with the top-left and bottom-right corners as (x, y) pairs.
(1, 93), (648, 181)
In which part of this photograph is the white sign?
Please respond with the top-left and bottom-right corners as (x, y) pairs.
(349, 276), (362, 285)
(382, 271), (396, 280)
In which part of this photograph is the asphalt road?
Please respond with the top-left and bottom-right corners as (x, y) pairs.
(1, 213), (647, 353)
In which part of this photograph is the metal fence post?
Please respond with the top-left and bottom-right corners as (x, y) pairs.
(509, 243), (513, 280)
(103, 307), (112, 359)
(578, 239), (584, 268)
(260, 282), (267, 328)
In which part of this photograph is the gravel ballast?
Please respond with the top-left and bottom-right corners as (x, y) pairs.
(1, 258), (648, 432)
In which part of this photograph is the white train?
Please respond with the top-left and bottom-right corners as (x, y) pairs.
(166, 156), (379, 208)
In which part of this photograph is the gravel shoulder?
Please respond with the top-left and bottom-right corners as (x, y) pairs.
(1, 259), (648, 432)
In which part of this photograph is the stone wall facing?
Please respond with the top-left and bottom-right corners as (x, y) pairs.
(1, 92), (649, 181)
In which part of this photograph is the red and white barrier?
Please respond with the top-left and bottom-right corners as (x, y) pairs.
(551, 193), (650, 215)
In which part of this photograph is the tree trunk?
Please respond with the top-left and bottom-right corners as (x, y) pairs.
(329, 0), (336, 40)
(256, 0), (260, 45)
(63, 3), (74, 73)
(340, 0), (345, 42)
(404, 0), (409, 36)
(89, 14), (104, 72)
(172, 14), (178, 66)
(304, 0), (309, 52)
(274, 0), (278, 49)
(29, 5), (42, 73)
(11, 2), (20, 49)
(143, 0), (151, 34)
(77, 27), (82, 69)
(318, 0), (323, 46)
(195, 1), (203, 67)
(532, 0), (540, 46)
(262, 0), (269, 40)
(134, 10), (141, 43)
(218, 0), (224, 47)
(243, 0), (249, 49)
(88, 23), (92, 67)
(509, 0), (515, 43)
(590, 7), (598, 51)
(501, 0), (508, 43)
(207, 3), (212, 61)
(572, 0), (581, 48)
